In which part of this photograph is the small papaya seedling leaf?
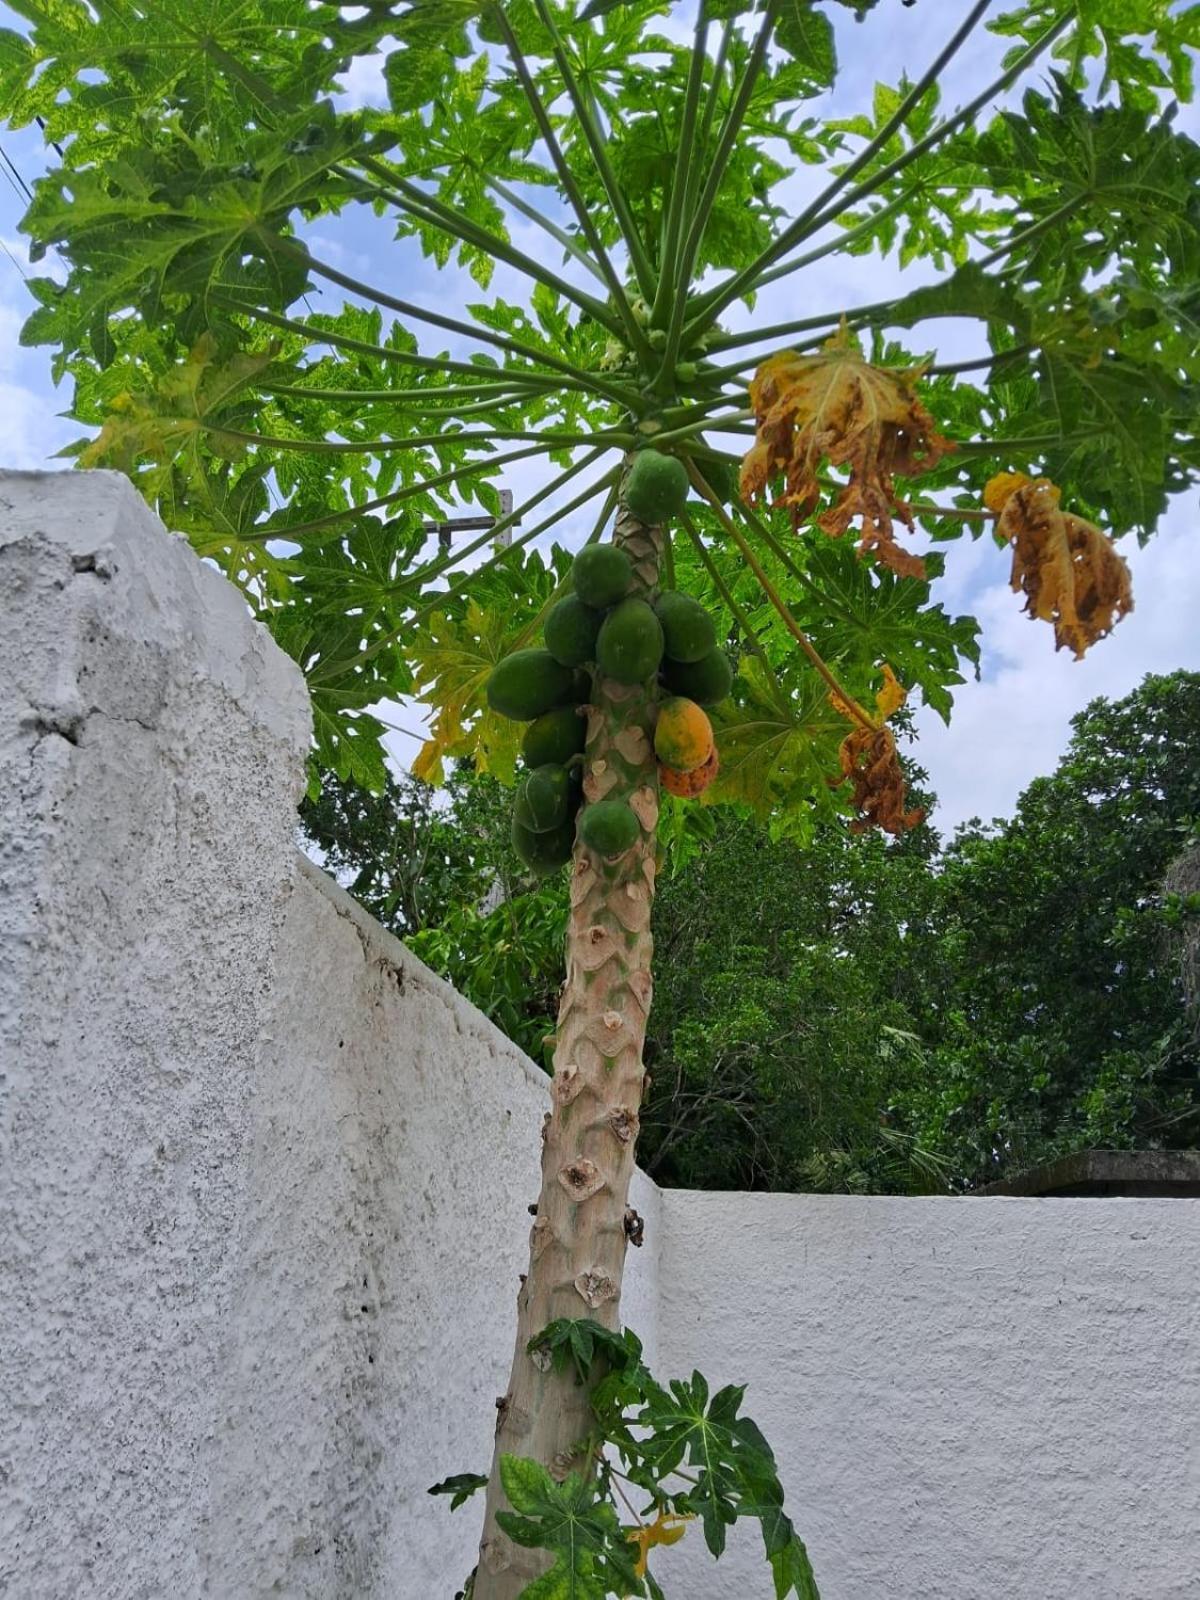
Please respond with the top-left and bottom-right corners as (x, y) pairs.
(428, 1471), (489, 1510)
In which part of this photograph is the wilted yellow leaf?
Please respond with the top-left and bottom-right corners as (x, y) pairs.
(829, 665), (924, 837)
(408, 598), (524, 785)
(985, 474), (1133, 658)
(740, 327), (954, 580)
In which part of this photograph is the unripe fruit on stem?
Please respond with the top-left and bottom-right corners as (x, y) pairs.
(522, 706), (587, 769)
(596, 598), (665, 685)
(544, 594), (604, 668)
(514, 765), (572, 833)
(487, 649), (576, 721)
(653, 591), (716, 664)
(574, 544), (633, 609)
(511, 813), (576, 874)
(578, 799), (640, 859)
(625, 449), (689, 523)
(661, 647), (734, 707)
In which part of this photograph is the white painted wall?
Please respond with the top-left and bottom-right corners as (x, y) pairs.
(655, 1191), (1200, 1600)
(0, 470), (657, 1600)
(2, 471), (1196, 1600)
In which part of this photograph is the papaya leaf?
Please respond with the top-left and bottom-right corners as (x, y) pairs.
(409, 554), (567, 786)
(428, 1471), (489, 1511)
(77, 332), (278, 485)
(985, 473), (1133, 658)
(495, 1458), (642, 1600)
(775, 3), (837, 90)
(527, 1318), (645, 1385)
(770, 1532), (822, 1600)
(794, 539), (981, 724)
(707, 655), (850, 836)
(634, 1373), (777, 1558)
(989, 0), (1199, 107)
(741, 329), (954, 580)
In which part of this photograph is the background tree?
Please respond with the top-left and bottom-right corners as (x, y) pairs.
(906, 670), (1200, 1185)
(6, 2), (1198, 1594)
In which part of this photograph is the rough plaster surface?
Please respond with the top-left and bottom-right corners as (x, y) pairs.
(214, 860), (660, 1599)
(654, 1190), (1200, 1600)
(3, 472), (1196, 1600)
(0, 470), (658, 1598)
(1, 470), (313, 1600)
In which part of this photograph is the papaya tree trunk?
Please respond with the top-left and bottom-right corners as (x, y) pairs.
(474, 496), (663, 1597)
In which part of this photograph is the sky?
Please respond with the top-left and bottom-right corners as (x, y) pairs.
(0, 0), (1196, 834)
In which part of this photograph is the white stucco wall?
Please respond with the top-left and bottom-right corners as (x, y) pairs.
(655, 1190), (1200, 1600)
(216, 858), (660, 1599)
(3, 471), (1197, 1600)
(0, 470), (657, 1600)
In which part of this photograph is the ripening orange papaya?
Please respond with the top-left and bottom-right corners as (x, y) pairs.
(653, 696), (714, 773)
(660, 743), (719, 798)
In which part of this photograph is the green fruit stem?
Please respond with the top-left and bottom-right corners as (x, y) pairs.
(475, 472), (663, 1598)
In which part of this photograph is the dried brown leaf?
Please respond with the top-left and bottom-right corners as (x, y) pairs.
(740, 328), (954, 579)
(986, 473), (1133, 658)
(828, 665), (924, 836)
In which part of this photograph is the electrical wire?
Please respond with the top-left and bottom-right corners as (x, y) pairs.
(0, 143), (34, 203)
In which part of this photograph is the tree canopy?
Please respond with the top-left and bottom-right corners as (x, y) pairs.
(4, 0), (1197, 825)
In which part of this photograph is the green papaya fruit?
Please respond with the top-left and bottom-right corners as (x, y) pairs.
(661, 647), (733, 707)
(543, 594), (603, 668)
(511, 813), (576, 876)
(625, 450), (689, 523)
(573, 544), (633, 609)
(486, 649), (575, 721)
(578, 799), (640, 859)
(514, 764), (572, 833)
(522, 705), (587, 769)
(653, 590), (716, 664)
(596, 598), (664, 685)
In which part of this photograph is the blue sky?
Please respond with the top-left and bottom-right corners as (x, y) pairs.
(1, 0), (1196, 832)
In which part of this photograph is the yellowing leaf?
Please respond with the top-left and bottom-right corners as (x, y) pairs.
(740, 327), (954, 580)
(409, 597), (524, 785)
(79, 331), (277, 485)
(627, 1513), (693, 1577)
(873, 661), (907, 722)
(982, 470), (1035, 514)
(987, 476), (1133, 658)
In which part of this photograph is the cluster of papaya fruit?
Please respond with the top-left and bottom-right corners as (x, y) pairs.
(485, 451), (731, 875)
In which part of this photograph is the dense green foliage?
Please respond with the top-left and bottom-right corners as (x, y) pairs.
(306, 672), (1200, 1192)
(910, 671), (1200, 1182)
(4, 0), (1196, 814)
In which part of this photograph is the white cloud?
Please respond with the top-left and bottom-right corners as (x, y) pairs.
(0, 379), (77, 469)
(334, 35), (396, 110)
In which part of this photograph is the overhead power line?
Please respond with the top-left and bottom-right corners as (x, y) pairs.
(0, 141), (33, 203)
(0, 234), (28, 281)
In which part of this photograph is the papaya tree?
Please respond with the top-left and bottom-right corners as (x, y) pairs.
(4, 1), (1197, 1593)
